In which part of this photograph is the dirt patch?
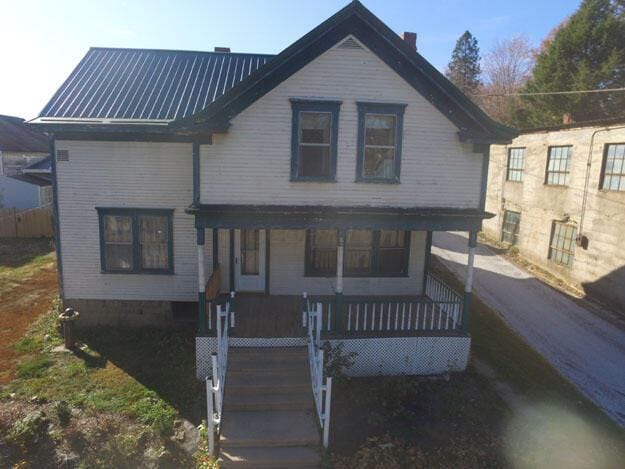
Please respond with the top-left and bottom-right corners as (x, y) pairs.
(0, 261), (57, 385)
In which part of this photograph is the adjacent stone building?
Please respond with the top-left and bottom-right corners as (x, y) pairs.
(484, 118), (625, 310)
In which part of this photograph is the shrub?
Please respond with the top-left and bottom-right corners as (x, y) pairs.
(55, 400), (71, 426)
(322, 342), (357, 382)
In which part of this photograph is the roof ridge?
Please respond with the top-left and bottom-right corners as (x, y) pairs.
(88, 46), (275, 57)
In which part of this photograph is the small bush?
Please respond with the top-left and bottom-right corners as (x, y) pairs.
(16, 357), (52, 379)
(5, 411), (48, 447)
(55, 400), (71, 426)
(322, 342), (357, 382)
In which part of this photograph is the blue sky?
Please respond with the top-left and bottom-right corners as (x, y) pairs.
(1, 0), (580, 119)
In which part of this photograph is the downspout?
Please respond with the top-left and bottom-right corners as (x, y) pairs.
(579, 125), (625, 237)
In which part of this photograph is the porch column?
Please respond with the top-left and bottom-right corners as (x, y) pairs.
(197, 228), (208, 335)
(334, 230), (345, 332)
(462, 231), (477, 333)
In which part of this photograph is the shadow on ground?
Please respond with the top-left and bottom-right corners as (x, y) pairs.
(77, 325), (205, 424)
(0, 238), (55, 268)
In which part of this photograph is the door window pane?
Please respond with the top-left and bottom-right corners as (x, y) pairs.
(241, 229), (259, 275)
(103, 215), (133, 271)
(140, 215), (169, 270)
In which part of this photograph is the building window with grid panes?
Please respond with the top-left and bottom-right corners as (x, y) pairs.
(507, 148), (525, 182)
(501, 210), (521, 245)
(545, 146), (572, 185)
(97, 208), (174, 274)
(600, 143), (625, 191)
(548, 221), (577, 267)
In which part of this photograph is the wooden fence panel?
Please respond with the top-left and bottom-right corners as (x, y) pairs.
(0, 207), (53, 238)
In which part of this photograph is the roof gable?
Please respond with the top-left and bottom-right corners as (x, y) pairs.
(171, 1), (515, 142)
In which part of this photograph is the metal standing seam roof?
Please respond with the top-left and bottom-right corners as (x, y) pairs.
(38, 47), (274, 122)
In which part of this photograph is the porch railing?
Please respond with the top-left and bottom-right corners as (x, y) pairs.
(304, 299), (333, 448)
(309, 273), (463, 335)
(206, 291), (235, 455)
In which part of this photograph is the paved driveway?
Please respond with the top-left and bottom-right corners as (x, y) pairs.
(433, 231), (625, 427)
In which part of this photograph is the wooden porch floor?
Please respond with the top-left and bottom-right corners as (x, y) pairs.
(207, 293), (458, 338)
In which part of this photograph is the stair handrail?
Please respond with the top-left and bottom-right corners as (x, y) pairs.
(304, 294), (333, 448)
(206, 291), (235, 455)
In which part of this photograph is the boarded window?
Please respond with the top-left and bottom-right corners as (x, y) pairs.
(546, 146), (572, 186)
(501, 210), (521, 245)
(507, 148), (525, 182)
(601, 143), (625, 191)
(240, 229), (260, 275)
(99, 209), (173, 274)
(548, 222), (576, 267)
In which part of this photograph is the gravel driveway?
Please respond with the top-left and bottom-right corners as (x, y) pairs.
(433, 231), (625, 427)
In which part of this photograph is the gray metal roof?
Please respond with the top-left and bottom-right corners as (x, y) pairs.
(38, 48), (274, 121)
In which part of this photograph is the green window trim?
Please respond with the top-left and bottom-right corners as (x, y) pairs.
(506, 147), (525, 182)
(356, 102), (406, 183)
(304, 229), (411, 278)
(599, 143), (625, 192)
(97, 207), (174, 275)
(290, 99), (341, 182)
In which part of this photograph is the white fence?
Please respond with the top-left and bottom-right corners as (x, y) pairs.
(206, 292), (235, 455)
(305, 300), (332, 448)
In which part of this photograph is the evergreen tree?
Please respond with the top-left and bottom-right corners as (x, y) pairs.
(446, 31), (482, 95)
(515, 0), (625, 127)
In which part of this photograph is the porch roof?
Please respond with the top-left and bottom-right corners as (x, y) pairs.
(187, 203), (492, 231)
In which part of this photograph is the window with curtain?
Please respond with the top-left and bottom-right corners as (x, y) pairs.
(306, 229), (410, 277)
(356, 102), (405, 182)
(99, 208), (173, 274)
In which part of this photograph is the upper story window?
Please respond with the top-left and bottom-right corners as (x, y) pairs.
(97, 208), (173, 274)
(356, 102), (406, 183)
(290, 100), (340, 181)
(545, 145), (572, 186)
(507, 148), (525, 182)
(600, 143), (625, 191)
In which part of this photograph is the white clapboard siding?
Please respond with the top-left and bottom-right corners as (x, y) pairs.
(56, 140), (212, 301)
(269, 230), (426, 295)
(200, 35), (483, 208)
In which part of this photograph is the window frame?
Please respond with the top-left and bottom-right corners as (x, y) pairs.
(97, 207), (174, 275)
(506, 147), (525, 182)
(599, 143), (625, 192)
(501, 210), (521, 245)
(290, 99), (341, 182)
(545, 145), (572, 186)
(548, 221), (577, 268)
(356, 102), (406, 183)
(304, 229), (411, 278)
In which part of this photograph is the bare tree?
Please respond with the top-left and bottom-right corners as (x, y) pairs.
(477, 36), (536, 124)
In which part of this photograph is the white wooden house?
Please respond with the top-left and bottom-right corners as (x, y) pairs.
(32, 3), (515, 460)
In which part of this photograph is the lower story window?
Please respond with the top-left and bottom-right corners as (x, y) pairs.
(98, 208), (174, 274)
(306, 229), (410, 277)
(501, 210), (521, 245)
(548, 221), (576, 267)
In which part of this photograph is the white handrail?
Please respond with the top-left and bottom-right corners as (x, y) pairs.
(206, 291), (235, 456)
(305, 298), (333, 448)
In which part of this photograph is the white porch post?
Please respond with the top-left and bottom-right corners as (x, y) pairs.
(462, 231), (477, 333)
(197, 228), (208, 335)
(334, 230), (345, 332)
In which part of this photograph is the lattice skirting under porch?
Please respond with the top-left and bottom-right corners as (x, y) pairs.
(196, 335), (470, 380)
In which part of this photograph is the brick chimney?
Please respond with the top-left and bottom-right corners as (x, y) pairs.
(401, 32), (417, 51)
(562, 113), (574, 125)
(214, 47), (231, 53)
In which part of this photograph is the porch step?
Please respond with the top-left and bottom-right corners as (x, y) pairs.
(220, 410), (319, 447)
(219, 445), (320, 468)
(228, 369), (310, 388)
(225, 388), (312, 411)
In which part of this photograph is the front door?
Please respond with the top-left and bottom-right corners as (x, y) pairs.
(234, 229), (266, 292)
